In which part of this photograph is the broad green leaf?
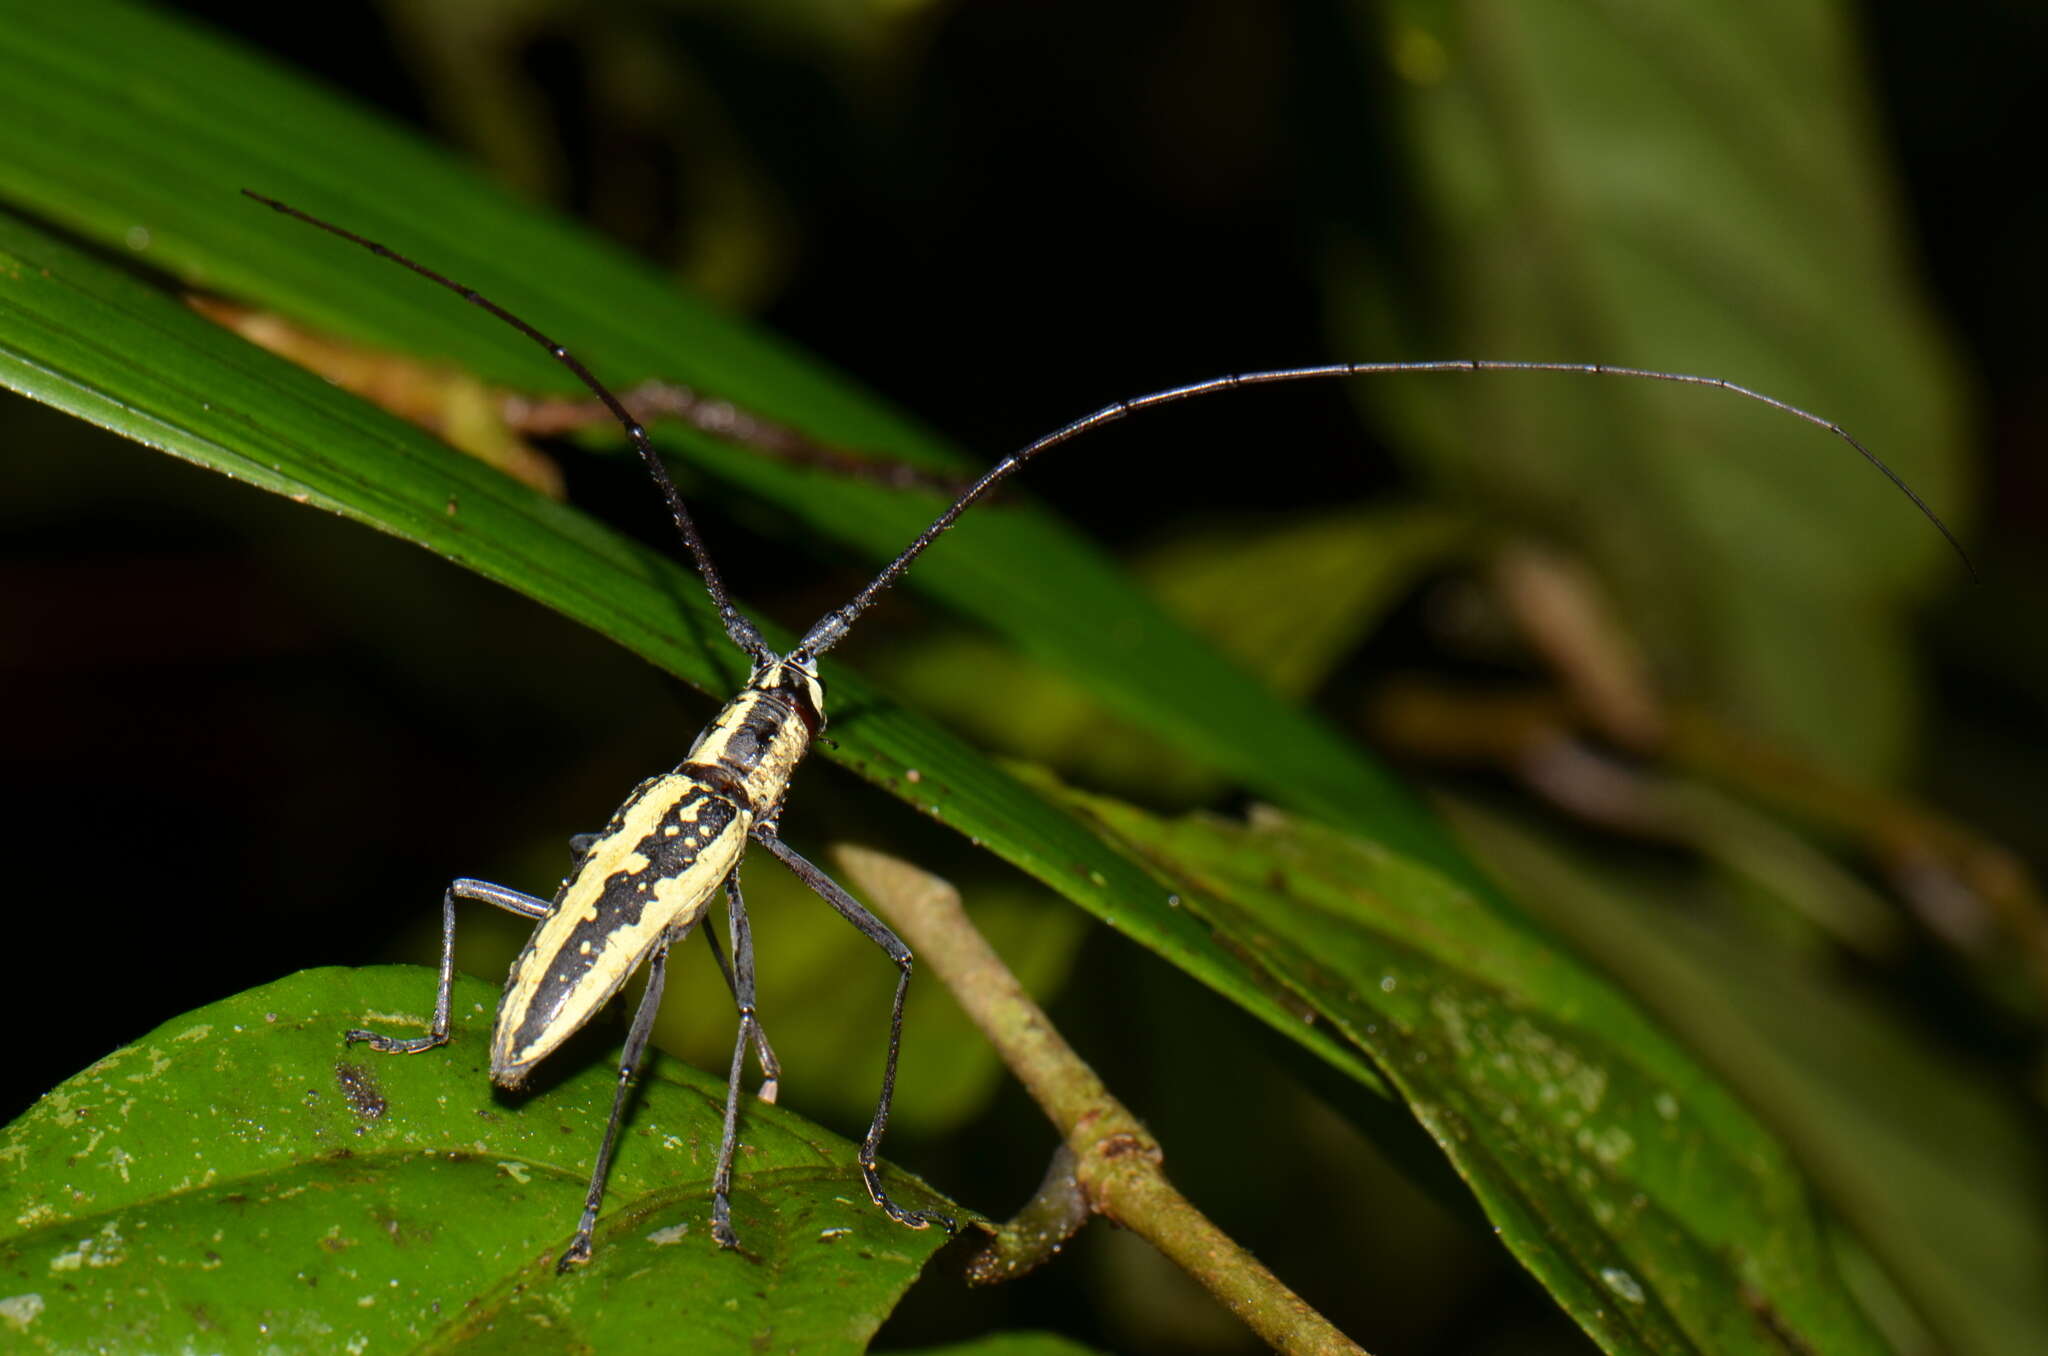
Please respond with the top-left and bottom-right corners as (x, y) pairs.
(0, 970), (956, 1354)
(1039, 782), (1890, 1356)
(1345, 0), (1972, 779)
(1446, 796), (2048, 1356)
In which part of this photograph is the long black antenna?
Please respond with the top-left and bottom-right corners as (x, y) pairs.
(794, 361), (1971, 658)
(242, 190), (775, 667)
(244, 193), (1968, 669)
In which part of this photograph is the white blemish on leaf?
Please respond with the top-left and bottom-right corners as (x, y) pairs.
(646, 1223), (690, 1246)
(49, 1221), (126, 1271)
(173, 1023), (213, 1043)
(125, 1048), (174, 1082)
(1577, 1125), (1636, 1166)
(0, 1294), (44, 1330)
(498, 1162), (531, 1184)
(1600, 1267), (1645, 1304)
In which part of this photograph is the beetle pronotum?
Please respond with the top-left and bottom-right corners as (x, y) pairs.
(243, 190), (1964, 1272)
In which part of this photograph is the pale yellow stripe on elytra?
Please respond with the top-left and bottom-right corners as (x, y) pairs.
(693, 686), (814, 811)
(492, 774), (750, 1077)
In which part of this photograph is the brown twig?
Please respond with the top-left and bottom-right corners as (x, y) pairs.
(502, 379), (972, 497)
(831, 845), (1369, 1356)
(962, 1143), (1090, 1284)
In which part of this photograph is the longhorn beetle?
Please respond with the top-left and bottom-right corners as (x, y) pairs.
(243, 190), (1966, 1272)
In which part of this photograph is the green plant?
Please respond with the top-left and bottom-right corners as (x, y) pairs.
(2, 4), (2038, 1355)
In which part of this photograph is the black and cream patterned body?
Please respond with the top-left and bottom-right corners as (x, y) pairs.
(345, 650), (941, 1266)
(492, 659), (823, 1086)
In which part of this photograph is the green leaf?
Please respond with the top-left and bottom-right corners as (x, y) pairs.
(1040, 784), (1890, 1356)
(1346, 0), (1973, 778)
(1445, 796), (2048, 1356)
(0, 970), (956, 1354)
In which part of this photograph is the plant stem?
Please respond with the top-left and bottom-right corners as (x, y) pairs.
(832, 845), (1370, 1356)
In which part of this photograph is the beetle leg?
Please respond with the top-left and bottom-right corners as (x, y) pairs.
(703, 875), (780, 1103)
(556, 918), (693, 1271)
(345, 878), (550, 1054)
(754, 829), (957, 1236)
(709, 868), (770, 1247)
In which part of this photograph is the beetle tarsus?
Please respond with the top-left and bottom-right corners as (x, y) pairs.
(555, 1236), (593, 1273)
(862, 1163), (956, 1234)
(711, 1199), (739, 1250)
(343, 1028), (448, 1055)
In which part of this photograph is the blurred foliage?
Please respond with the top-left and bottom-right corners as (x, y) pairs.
(3, 1), (2045, 1353)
